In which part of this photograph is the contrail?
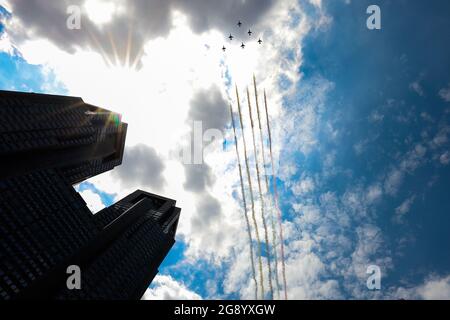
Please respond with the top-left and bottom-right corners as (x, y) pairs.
(228, 103), (258, 300)
(246, 87), (274, 300)
(253, 76), (281, 300)
(235, 85), (265, 298)
(263, 90), (288, 300)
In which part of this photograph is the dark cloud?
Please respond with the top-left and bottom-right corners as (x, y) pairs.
(190, 193), (222, 234)
(113, 144), (166, 191)
(183, 85), (229, 193)
(174, 0), (273, 35)
(183, 163), (214, 192)
(7, 0), (274, 67)
(189, 192), (233, 256)
(188, 85), (229, 131)
(8, 0), (172, 68)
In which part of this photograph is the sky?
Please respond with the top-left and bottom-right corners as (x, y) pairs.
(1, 0), (450, 300)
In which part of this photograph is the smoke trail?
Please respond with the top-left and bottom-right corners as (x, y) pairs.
(263, 90), (288, 300)
(253, 76), (281, 300)
(229, 103), (259, 300)
(235, 85), (265, 298)
(246, 87), (274, 300)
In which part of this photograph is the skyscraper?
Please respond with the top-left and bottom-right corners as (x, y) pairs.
(0, 90), (180, 300)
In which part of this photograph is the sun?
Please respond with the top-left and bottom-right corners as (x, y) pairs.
(84, 0), (123, 26)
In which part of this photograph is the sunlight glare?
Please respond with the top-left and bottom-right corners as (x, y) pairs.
(84, 0), (122, 26)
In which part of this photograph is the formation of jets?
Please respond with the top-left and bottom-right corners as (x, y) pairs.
(222, 20), (263, 52)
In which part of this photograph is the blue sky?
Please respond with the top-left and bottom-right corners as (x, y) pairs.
(1, 0), (450, 299)
(276, 0), (450, 298)
(306, 0), (450, 282)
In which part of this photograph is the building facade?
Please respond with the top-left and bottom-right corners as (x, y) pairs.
(0, 91), (180, 300)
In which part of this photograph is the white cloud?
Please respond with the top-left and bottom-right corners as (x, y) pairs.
(402, 144), (427, 171)
(354, 138), (369, 155)
(223, 246), (259, 299)
(420, 112), (434, 122)
(309, 0), (323, 9)
(291, 177), (315, 196)
(438, 84), (450, 102)
(5, 0), (275, 68)
(409, 81), (424, 96)
(369, 110), (385, 123)
(351, 224), (392, 277)
(416, 275), (450, 299)
(393, 195), (416, 224)
(384, 168), (403, 196)
(0, 0), (10, 11)
(286, 181), (393, 299)
(395, 274), (450, 300)
(293, 203), (321, 224)
(78, 189), (105, 213)
(0, 7), (15, 54)
(384, 144), (428, 196)
(366, 184), (383, 203)
(141, 275), (202, 300)
(84, 0), (125, 26)
(285, 250), (342, 299)
(396, 196), (415, 215)
(281, 76), (334, 157)
(440, 151), (450, 165)
(431, 127), (449, 148)
(0, 32), (14, 54)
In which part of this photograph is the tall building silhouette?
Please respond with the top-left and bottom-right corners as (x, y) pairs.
(0, 91), (180, 300)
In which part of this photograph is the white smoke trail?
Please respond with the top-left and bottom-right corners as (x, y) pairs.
(235, 85), (265, 298)
(253, 76), (281, 299)
(228, 103), (259, 300)
(264, 89), (288, 300)
(246, 87), (274, 300)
